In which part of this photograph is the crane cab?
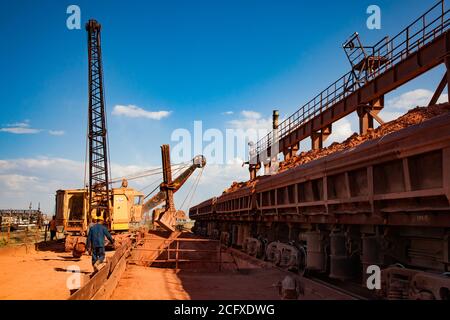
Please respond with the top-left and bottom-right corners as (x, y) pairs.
(110, 188), (144, 231)
(55, 187), (144, 255)
(55, 189), (88, 234)
(55, 188), (144, 233)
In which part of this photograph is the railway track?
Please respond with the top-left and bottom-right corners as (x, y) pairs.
(227, 247), (374, 300)
(303, 274), (375, 300)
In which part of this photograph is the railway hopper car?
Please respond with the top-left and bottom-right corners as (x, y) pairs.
(190, 112), (450, 300)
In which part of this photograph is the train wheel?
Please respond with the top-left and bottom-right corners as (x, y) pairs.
(273, 249), (282, 266)
(324, 244), (331, 274)
(265, 246), (275, 262)
(248, 245), (257, 257)
(298, 246), (307, 276)
(416, 290), (435, 300)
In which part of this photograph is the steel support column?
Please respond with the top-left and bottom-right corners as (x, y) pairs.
(429, 73), (448, 106)
(311, 125), (332, 150)
(249, 163), (261, 180)
(446, 56), (450, 102)
(284, 143), (299, 161)
(358, 96), (384, 135)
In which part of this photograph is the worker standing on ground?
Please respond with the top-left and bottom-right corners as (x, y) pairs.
(49, 216), (57, 241)
(86, 216), (115, 272)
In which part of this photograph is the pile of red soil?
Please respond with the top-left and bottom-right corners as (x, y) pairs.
(224, 103), (450, 193)
(279, 103), (450, 172)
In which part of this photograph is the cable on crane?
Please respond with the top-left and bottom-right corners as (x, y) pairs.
(141, 164), (191, 199)
(139, 177), (163, 193)
(109, 162), (191, 185)
(179, 167), (204, 212)
(143, 184), (161, 201)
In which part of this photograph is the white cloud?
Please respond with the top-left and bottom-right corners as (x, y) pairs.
(201, 158), (247, 185)
(0, 160), (16, 171)
(48, 130), (65, 136)
(7, 122), (30, 128)
(0, 120), (41, 134)
(227, 110), (272, 131)
(324, 118), (354, 146)
(377, 110), (405, 123)
(241, 110), (262, 119)
(175, 158), (248, 211)
(112, 104), (171, 120)
(0, 157), (85, 212)
(375, 88), (448, 123)
(0, 155), (250, 218)
(386, 89), (448, 110)
(0, 127), (41, 134)
(222, 111), (234, 115)
(1, 174), (39, 192)
(0, 156), (165, 214)
(1, 120), (64, 135)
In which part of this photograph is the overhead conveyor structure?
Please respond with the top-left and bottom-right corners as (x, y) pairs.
(249, 1), (450, 179)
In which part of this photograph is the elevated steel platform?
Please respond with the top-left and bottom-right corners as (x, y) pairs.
(250, 1), (450, 176)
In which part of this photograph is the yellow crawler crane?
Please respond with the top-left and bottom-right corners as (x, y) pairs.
(55, 19), (206, 256)
(56, 147), (206, 257)
(55, 183), (144, 255)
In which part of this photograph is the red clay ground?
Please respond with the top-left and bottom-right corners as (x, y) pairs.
(112, 231), (286, 300)
(0, 241), (113, 300)
(111, 265), (285, 300)
(0, 233), (287, 300)
(0, 237), (354, 300)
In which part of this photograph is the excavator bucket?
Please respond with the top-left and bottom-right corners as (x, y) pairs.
(152, 208), (176, 232)
(156, 213), (177, 232)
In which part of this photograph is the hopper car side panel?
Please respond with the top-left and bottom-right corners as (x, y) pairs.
(190, 114), (450, 299)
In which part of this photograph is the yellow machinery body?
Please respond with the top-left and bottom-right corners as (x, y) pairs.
(55, 187), (144, 255)
(55, 187), (144, 232)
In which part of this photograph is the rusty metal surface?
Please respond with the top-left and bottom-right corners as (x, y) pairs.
(144, 146), (206, 231)
(381, 267), (450, 300)
(68, 240), (131, 300)
(252, 1), (450, 163)
(86, 19), (112, 226)
(187, 3), (450, 300)
(228, 247), (362, 300)
(191, 113), (450, 228)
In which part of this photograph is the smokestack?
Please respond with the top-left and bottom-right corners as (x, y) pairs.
(273, 110), (279, 130)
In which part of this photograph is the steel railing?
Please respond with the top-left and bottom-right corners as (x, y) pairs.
(254, 0), (449, 158)
(130, 237), (222, 270)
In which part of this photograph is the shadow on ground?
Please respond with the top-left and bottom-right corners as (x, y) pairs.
(35, 240), (66, 253)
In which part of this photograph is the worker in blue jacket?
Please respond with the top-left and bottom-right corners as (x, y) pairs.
(86, 216), (115, 271)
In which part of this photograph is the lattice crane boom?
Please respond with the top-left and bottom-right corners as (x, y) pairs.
(86, 19), (111, 225)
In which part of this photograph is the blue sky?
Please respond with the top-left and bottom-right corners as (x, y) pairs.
(0, 0), (447, 213)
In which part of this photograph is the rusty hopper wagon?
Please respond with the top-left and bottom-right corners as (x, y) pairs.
(190, 1), (450, 300)
(191, 109), (450, 300)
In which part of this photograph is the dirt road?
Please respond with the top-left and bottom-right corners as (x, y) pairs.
(0, 241), (111, 300)
(111, 265), (284, 300)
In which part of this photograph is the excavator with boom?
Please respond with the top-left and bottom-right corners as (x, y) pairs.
(56, 149), (206, 256)
(145, 145), (206, 231)
(55, 19), (206, 257)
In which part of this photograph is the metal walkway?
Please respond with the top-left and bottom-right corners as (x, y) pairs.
(251, 1), (450, 167)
